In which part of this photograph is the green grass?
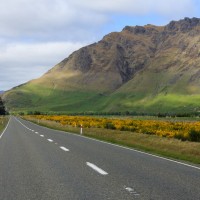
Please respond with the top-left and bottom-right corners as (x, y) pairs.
(101, 92), (200, 114)
(0, 116), (9, 134)
(24, 116), (200, 165)
(5, 79), (200, 115)
(6, 84), (109, 113)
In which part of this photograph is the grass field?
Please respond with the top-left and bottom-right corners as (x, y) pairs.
(24, 115), (200, 165)
(5, 81), (200, 115)
(0, 116), (8, 134)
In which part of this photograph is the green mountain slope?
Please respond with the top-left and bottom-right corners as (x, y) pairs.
(3, 17), (200, 114)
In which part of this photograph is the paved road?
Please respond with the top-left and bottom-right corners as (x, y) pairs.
(0, 116), (200, 200)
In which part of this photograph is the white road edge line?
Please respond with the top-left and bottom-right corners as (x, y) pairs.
(14, 117), (31, 131)
(60, 146), (69, 152)
(20, 117), (200, 171)
(47, 139), (53, 142)
(0, 117), (11, 140)
(86, 162), (108, 175)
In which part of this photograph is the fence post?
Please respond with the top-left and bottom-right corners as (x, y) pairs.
(80, 124), (83, 135)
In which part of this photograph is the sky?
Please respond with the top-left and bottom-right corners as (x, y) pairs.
(1, 0), (200, 90)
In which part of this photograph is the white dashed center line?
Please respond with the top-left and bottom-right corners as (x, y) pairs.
(86, 162), (108, 175)
(40, 135), (44, 137)
(60, 146), (69, 152)
(35, 132), (38, 134)
(124, 186), (140, 197)
(47, 139), (53, 142)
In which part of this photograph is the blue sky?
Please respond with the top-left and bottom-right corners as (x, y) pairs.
(1, 0), (200, 90)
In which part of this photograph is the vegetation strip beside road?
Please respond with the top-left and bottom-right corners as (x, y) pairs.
(26, 115), (200, 142)
(0, 116), (9, 135)
(23, 115), (200, 165)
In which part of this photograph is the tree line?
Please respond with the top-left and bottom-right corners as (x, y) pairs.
(0, 97), (6, 115)
(18, 110), (200, 118)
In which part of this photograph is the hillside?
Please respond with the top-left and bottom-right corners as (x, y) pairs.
(3, 17), (200, 114)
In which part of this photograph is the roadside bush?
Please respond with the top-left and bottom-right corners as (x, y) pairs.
(120, 126), (130, 131)
(104, 122), (116, 130)
(188, 129), (200, 142)
(0, 97), (6, 115)
(33, 111), (41, 115)
(174, 133), (187, 141)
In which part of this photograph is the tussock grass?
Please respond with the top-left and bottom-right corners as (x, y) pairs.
(24, 116), (200, 165)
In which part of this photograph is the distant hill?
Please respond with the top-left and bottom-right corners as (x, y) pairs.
(0, 91), (4, 94)
(3, 17), (200, 114)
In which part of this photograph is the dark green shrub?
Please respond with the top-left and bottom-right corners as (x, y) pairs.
(0, 97), (6, 115)
(120, 126), (129, 131)
(174, 133), (187, 141)
(104, 122), (116, 130)
(188, 129), (200, 142)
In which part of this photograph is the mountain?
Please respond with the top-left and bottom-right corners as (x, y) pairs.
(0, 91), (4, 94)
(3, 17), (200, 114)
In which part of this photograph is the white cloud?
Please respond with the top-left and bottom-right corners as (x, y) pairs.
(72, 0), (195, 16)
(0, 42), (87, 64)
(0, 0), (196, 39)
(0, 0), (107, 41)
(0, 41), (87, 90)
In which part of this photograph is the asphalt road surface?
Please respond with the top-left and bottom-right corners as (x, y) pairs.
(0, 116), (200, 200)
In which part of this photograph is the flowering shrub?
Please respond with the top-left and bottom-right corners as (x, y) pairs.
(32, 115), (200, 142)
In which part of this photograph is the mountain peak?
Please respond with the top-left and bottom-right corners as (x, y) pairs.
(122, 17), (200, 35)
(122, 25), (160, 35)
(165, 17), (200, 32)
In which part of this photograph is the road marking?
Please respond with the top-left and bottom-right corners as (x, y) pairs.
(47, 139), (53, 142)
(32, 130), (34, 132)
(55, 143), (58, 145)
(63, 132), (200, 171)
(15, 118), (29, 130)
(40, 135), (44, 137)
(0, 117), (11, 140)
(124, 186), (140, 197)
(60, 146), (69, 151)
(125, 187), (134, 192)
(35, 132), (38, 134)
(86, 162), (108, 175)
(21, 117), (200, 171)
